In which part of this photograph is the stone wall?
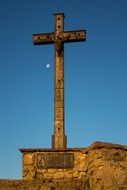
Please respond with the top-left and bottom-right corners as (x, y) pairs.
(20, 148), (86, 180)
(0, 179), (86, 190)
(83, 141), (127, 189)
(1, 141), (127, 190)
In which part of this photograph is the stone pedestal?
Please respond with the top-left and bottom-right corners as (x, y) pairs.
(19, 148), (86, 180)
(1, 142), (127, 190)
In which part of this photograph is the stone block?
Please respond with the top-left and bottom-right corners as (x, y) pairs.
(54, 172), (65, 179)
(43, 173), (53, 180)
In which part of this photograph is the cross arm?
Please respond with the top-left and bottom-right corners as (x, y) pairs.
(63, 30), (86, 43)
(33, 32), (55, 45)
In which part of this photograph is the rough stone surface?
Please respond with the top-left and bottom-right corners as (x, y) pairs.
(21, 148), (86, 180)
(83, 141), (127, 189)
(1, 141), (127, 189)
(0, 179), (87, 190)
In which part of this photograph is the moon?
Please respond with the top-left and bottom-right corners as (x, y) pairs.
(46, 64), (50, 68)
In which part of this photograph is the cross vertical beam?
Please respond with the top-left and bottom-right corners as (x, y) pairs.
(52, 13), (66, 149)
(33, 13), (86, 149)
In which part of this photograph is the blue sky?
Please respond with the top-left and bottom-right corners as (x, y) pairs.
(0, 0), (127, 179)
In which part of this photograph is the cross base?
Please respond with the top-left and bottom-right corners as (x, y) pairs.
(52, 134), (67, 149)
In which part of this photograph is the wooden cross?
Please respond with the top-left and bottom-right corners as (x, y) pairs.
(33, 13), (86, 149)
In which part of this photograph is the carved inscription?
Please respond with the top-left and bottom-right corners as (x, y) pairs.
(55, 100), (63, 108)
(55, 89), (63, 100)
(37, 153), (74, 168)
(55, 107), (63, 120)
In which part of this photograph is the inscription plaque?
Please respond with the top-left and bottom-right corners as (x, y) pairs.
(37, 153), (74, 169)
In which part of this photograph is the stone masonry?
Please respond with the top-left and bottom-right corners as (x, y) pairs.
(20, 148), (86, 180)
(1, 141), (127, 189)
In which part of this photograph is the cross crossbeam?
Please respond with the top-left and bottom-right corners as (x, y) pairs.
(33, 13), (86, 149)
(33, 30), (85, 45)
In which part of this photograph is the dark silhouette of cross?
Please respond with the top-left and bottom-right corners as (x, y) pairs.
(33, 13), (86, 149)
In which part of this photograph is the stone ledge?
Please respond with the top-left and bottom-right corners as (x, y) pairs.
(82, 141), (127, 154)
(19, 147), (82, 153)
(20, 141), (127, 154)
